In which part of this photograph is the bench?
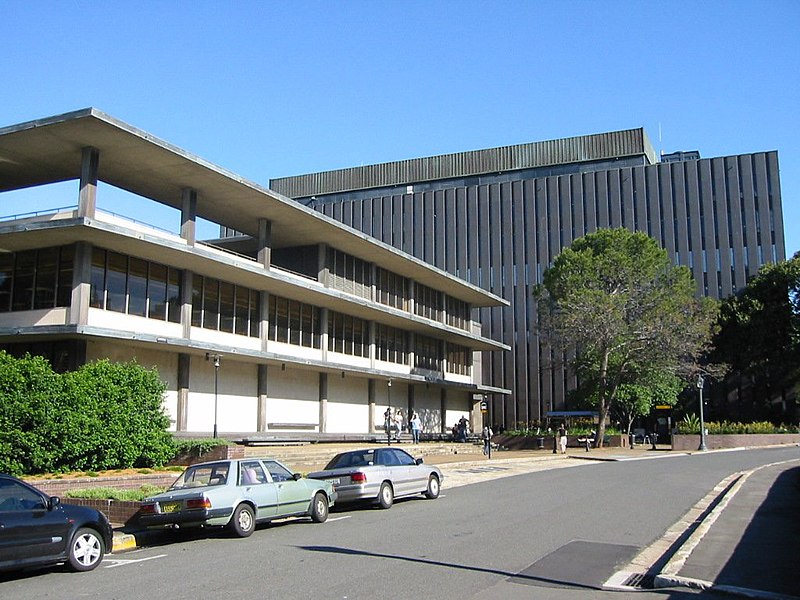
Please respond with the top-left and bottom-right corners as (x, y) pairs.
(576, 437), (595, 451)
(266, 422), (318, 430)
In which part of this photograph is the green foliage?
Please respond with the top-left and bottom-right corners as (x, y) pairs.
(675, 415), (799, 434)
(63, 484), (167, 502)
(536, 228), (718, 443)
(0, 352), (175, 476)
(173, 438), (231, 457)
(711, 253), (800, 421)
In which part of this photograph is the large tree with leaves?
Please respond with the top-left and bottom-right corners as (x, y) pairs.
(711, 253), (800, 421)
(536, 228), (718, 446)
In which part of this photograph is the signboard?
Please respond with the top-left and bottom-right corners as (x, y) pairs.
(655, 405), (672, 410)
(480, 400), (488, 412)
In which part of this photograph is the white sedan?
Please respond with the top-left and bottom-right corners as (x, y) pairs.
(307, 447), (442, 509)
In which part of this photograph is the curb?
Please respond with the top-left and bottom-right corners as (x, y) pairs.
(111, 530), (138, 553)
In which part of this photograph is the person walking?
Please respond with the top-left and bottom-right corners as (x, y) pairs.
(394, 410), (404, 442)
(410, 412), (422, 444)
(558, 423), (568, 454)
(482, 424), (493, 455)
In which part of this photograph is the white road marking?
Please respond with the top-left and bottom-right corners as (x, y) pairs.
(327, 516), (351, 522)
(103, 554), (167, 568)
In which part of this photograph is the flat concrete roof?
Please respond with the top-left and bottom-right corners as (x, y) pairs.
(0, 109), (506, 308)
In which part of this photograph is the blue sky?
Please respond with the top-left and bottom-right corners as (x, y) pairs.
(1, 1), (798, 257)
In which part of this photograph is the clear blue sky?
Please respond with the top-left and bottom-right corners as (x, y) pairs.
(2, 1), (798, 257)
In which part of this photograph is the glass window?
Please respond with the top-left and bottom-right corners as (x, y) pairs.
(56, 245), (74, 308)
(127, 257), (148, 317)
(34, 248), (58, 309)
(219, 281), (235, 333)
(0, 479), (47, 512)
(148, 263), (168, 321)
(0, 253), (14, 312)
(203, 278), (219, 330)
(167, 268), (181, 323)
(191, 275), (203, 327)
(106, 252), (127, 313)
(239, 461), (268, 485)
(263, 460), (293, 482)
(235, 288), (250, 336)
(90, 248), (106, 309)
(11, 251), (35, 311)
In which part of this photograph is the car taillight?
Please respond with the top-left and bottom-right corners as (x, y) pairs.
(186, 497), (212, 509)
(139, 503), (156, 515)
(350, 472), (367, 483)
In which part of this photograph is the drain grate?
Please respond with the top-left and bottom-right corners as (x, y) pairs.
(621, 572), (655, 589)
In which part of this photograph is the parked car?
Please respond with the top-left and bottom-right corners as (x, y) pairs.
(307, 447), (442, 509)
(139, 458), (336, 537)
(0, 474), (113, 573)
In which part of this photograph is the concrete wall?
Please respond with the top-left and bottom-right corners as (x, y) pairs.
(327, 376), (369, 433)
(672, 433), (800, 451)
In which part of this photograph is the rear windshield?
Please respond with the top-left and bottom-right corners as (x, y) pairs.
(170, 463), (230, 489)
(325, 451), (374, 469)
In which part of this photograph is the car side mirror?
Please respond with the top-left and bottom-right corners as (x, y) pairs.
(48, 496), (61, 510)
(292, 473), (303, 481)
(415, 458), (424, 465)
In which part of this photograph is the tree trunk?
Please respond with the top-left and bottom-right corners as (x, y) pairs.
(595, 347), (610, 448)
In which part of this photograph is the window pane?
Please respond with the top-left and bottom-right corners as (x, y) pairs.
(219, 282), (234, 333)
(128, 257), (148, 317)
(289, 300), (301, 346)
(90, 248), (106, 309)
(275, 297), (288, 343)
(249, 293), (259, 338)
(191, 275), (203, 327)
(203, 278), (219, 330)
(11, 251), (35, 311)
(235, 288), (249, 336)
(34, 248), (58, 309)
(56, 245), (74, 307)
(0, 253), (13, 312)
(167, 268), (182, 323)
(148, 263), (167, 320)
(106, 252), (127, 313)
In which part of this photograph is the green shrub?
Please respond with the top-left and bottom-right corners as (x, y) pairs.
(676, 415), (798, 435)
(63, 484), (167, 502)
(0, 352), (176, 476)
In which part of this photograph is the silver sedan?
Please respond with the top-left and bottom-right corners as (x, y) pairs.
(307, 447), (442, 509)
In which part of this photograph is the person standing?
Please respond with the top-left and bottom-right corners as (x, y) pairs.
(394, 410), (404, 442)
(410, 412), (422, 444)
(482, 424), (493, 455)
(558, 423), (568, 454)
(384, 407), (393, 445)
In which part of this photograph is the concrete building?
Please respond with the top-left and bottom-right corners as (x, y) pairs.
(0, 109), (508, 438)
(271, 128), (786, 428)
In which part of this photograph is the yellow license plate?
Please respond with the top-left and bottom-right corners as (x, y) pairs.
(161, 502), (182, 514)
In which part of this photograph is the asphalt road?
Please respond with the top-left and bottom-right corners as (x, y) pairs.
(1, 446), (797, 600)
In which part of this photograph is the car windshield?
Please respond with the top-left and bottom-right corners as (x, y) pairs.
(324, 451), (374, 469)
(170, 463), (230, 490)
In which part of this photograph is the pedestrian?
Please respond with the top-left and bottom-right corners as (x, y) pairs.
(394, 410), (403, 441)
(558, 423), (567, 454)
(410, 412), (422, 444)
(482, 424), (493, 455)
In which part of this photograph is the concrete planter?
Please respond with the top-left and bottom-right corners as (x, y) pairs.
(493, 433), (628, 450)
(671, 433), (800, 451)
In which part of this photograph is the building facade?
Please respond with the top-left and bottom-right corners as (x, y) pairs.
(271, 128), (786, 428)
(0, 109), (508, 438)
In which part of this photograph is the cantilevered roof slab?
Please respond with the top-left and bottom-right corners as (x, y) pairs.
(0, 109), (506, 308)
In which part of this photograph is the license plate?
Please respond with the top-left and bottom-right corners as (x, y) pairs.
(329, 478), (340, 485)
(161, 501), (182, 514)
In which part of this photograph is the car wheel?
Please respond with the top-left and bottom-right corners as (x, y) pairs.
(424, 474), (440, 499)
(310, 492), (329, 523)
(378, 482), (394, 509)
(229, 503), (255, 537)
(67, 527), (105, 572)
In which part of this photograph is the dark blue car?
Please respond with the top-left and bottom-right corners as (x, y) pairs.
(0, 474), (113, 572)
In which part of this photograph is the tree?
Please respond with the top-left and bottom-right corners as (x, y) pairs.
(536, 228), (717, 446)
(613, 372), (683, 435)
(711, 253), (800, 421)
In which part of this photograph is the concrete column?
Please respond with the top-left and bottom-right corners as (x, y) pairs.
(318, 372), (328, 433)
(260, 291), (270, 352)
(78, 147), (99, 218)
(180, 189), (198, 245)
(181, 270), (194, 339)
(318, 243), (329, 287)
(407, 384), (415, 420)
(69, 242), (92, 325)
(320, 308), (329, 361)
(176, 353), (190, 431)
(257, 218), (272, 268)
(257, 364), (268, 431)
(368, 379), (376, 433)
(408, 280), (415, 315)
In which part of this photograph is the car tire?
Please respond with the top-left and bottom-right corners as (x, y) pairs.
(377, 482), (394, 509)
(310, 492), (329, 523)
(229, 503), (255, 537)
(67, 527), (105, 572)
(424, 474), (440, 499)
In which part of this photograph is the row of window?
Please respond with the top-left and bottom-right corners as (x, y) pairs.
(4, 245), (472, 373)
(0, 246), (74, 312)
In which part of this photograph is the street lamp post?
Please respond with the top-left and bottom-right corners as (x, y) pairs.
(206, 353), (221, 439)
(697, 373), (707, 451)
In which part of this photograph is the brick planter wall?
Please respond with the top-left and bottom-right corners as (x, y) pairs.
(27, 473), (176, 497)
(64, 498), (143, 526)
(671, 433), (800, 451)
